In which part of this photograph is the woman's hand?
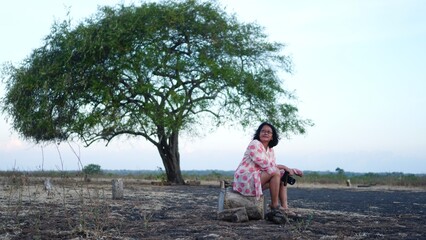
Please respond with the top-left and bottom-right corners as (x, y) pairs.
(277, 164), (303, 177)
(277, 164), (288, 171)
(293, 168), (303, 177)
(286, 168), (295, 176)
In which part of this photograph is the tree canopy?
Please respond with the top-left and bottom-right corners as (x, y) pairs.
(83, 164), (102, 175)
(1, 0), (312, 184)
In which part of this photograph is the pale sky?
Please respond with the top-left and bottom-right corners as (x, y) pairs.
(1, 0), (425, 173)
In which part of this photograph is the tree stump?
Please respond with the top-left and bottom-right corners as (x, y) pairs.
(217, 207), (249, 222)
(217, 181), (265, 221)
(112, 179), (124, 199)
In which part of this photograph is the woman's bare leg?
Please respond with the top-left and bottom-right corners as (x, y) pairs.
(279, 183), (288, 209)
(261, 171), (281, 208)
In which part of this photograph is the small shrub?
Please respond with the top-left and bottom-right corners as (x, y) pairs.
(82, 164), (102, 175)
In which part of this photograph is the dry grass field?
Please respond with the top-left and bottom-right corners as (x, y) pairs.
(0, 175), (425, 239)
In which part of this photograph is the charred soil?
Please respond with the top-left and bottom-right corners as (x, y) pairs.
(0, 177), (425, 239)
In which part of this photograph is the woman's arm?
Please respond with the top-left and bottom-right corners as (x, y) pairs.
(277, 164), (303, 177)
(277, 164), (291, 172)
(249, 140), (278, 175)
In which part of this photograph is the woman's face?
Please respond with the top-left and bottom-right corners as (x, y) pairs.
(259, 125), (273, 145)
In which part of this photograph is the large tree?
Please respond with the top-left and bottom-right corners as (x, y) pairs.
(1, 0), (312, 184)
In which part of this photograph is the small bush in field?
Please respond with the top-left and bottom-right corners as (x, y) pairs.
(83, 164), (102, 175)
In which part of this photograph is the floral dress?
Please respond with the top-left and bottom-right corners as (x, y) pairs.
(233, 139), (279, 199)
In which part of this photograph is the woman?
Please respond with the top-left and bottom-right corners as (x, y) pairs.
(233, 122), (303, 217)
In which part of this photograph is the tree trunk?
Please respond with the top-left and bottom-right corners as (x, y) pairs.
(157, 130), (185, 184)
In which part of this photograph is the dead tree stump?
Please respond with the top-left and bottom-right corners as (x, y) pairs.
(217, 180), (264, 221)
(217, 207), (249, 222)
(112, 179), (124, 199)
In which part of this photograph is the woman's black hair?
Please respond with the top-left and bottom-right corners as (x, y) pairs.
(253, 122), (280, 148)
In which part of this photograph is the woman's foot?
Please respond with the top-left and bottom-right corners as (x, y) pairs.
(281, 208), (301, 218)
(269, 204), (281, 211)
(270, 204), (301, 218)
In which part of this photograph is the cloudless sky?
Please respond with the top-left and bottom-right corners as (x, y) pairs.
(1, 0), (425, 173)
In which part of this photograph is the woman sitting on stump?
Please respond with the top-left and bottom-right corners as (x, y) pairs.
(233, 122), (303, 217)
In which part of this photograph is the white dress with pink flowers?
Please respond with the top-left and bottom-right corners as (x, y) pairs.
(233, 139), (279, 199)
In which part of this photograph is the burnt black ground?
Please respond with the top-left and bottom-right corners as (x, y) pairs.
(150, 185), (426, 239)
(289, 187), (426, 216)
(1, 179), (425, 240)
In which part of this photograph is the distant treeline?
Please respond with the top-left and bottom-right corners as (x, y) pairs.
(103, 169), (235, 176)
(0, 169), (424, 187)
(103, 169), (425, 177)
(1, 169), (424, 177)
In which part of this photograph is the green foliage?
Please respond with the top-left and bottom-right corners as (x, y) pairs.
(335, 167), (345, 175)
(1, 0), (312, 183)
(209, 170), (223, 180)
(2, 0), (310, 144)
(156, 167), (167, 182)
(352, 172), (425, 186)
(82, 164), (102, 175)
(299, 171), (347, 185)
(0, 170), (425, 187)
(297, 171), (426, 187)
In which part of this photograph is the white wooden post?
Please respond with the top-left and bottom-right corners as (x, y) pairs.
(112, 179), (124, 199)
